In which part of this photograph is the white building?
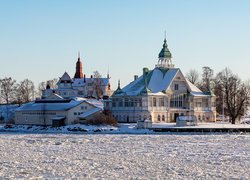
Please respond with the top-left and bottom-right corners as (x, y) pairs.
(42, 54), (112, 99)
(15, 93), (102, 126)
(105, 38), (216, 123)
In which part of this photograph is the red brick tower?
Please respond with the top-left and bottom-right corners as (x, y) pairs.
(74, 52), (83, 79)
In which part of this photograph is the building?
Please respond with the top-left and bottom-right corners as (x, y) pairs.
(42, 53), (112, 99)
(15, 93), (102, 126)
(105, 38), (216, 123)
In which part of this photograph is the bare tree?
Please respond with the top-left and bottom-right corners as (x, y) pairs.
(16, 79), (35, 103)
(215, 68), (250, 124)
(0, 77), (17, 104)
(37, 78), (58, 97)
(185, 69), (200, 85)
(47, 78), (58, 89)
(37, 81), (47, 97)
(199, 66), (214, 93)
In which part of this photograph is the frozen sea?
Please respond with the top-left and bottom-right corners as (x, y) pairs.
(0, 133), (250, 179)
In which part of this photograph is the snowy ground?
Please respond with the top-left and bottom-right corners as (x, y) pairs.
(1, 122), (250, 134)
(0, 133), (250, 179)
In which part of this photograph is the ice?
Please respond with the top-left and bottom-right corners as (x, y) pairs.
(0, 133), (249, 179)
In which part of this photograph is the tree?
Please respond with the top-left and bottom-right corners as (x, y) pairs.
(215, 68), (250, 124)
(47, 78), (58, 89)
(200, 66), (214, 93)
(0, 77), (17, 104)
(37, 78), (58, 96)
(16, 79), (35, 104)
(185, 69), (200, 85)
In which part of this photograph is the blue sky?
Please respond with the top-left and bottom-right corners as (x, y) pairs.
(0, 0), (250, 89)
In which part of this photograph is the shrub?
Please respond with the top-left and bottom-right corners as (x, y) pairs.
(83, 113), (117, 126)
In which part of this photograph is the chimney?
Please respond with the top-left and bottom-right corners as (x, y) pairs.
(143, 67), (149, 77)
(84, 74), (86, 83)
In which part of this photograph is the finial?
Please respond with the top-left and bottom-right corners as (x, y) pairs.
(164, 30), (166, 40)
(107, 66), (110, 79)
(78, 51), (80, 60)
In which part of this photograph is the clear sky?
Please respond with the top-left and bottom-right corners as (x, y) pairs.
(0, 0), (250, 89)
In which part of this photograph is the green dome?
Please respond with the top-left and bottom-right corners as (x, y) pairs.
(158, 39), (172, 58)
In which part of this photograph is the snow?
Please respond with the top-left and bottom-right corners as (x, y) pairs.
(16, 98), (103, 112)
(72, 78), (109, 87)
(16, 100), (83, 111)
(153, 122), (250, 129)
(148, 68), (178, 93)
(186, 79), (203, 93)
(0, 104), (19, 121)
(122, 75), (145, 96)
(78, 108), (101, 118)
(74, 97), (104, 109)
(0, 132), (249, 179)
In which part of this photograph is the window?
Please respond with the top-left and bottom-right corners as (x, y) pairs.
(124, 98), (129, 107)
(170, 94), (184, 108)
(158, 115), (161, 121)
(162, 115), (165, 121)
(149, 115), (152, 121)
(174, 84), (179, 91)
(153, 98), (157, 107)
(74, 112), (77, 115)
(118, 99), (123, 107)
(159, 98), (164, 106)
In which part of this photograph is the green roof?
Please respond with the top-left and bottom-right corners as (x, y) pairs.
(158, 39), (172, 58)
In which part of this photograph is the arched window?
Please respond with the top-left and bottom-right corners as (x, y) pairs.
(198, 115), (201, 121)
(158, 115), (161, 121)
(162, 115), (165, 121)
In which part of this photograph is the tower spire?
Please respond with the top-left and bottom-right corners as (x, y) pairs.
(118, 80), (121, 89)
(74, 51), (83, 78)
(156, 33), (174, 68)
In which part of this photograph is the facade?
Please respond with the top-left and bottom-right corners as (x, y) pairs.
(105, 38), (216, 123)
(42, 53), (112, 99)
(15, 93), (102, 126)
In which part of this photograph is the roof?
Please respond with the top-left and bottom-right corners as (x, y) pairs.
(59, 72), (73, 83)
(158, 39), (172, 58)
(16, 100), (83, 111)
(72, 78), (109, 87)
(113, 67), (206, 97)
(73, 97), (104, 109)
(16, 97), (103, 112)
(78, 108), (102, 119)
